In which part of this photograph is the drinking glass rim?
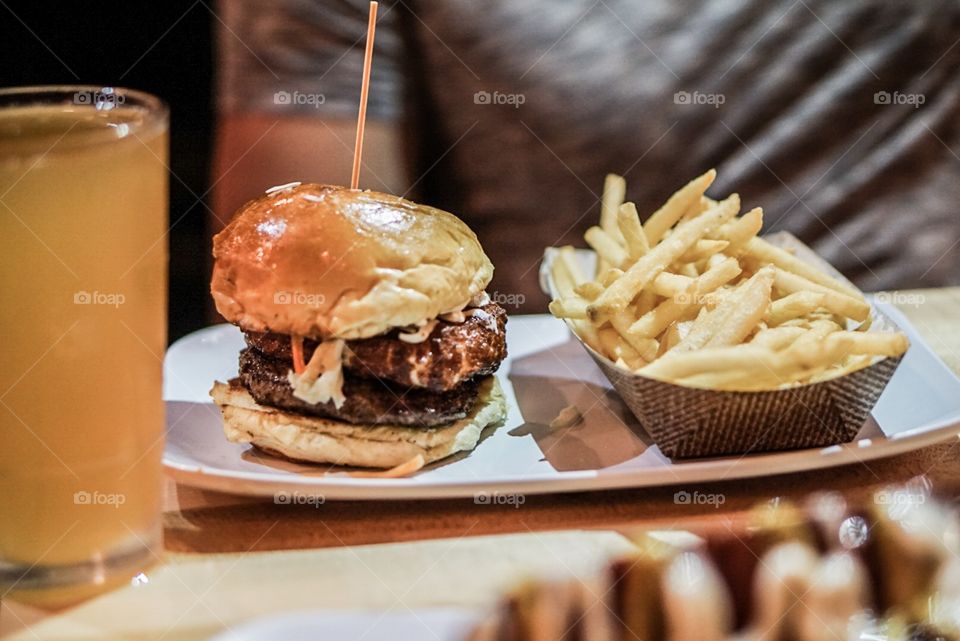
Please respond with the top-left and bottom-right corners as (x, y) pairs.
(0, 85), (168, 122)
(0, 85), (168, 152)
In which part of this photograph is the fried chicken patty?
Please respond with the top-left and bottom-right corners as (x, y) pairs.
(244, 303), (507, 392)
(237, 348), (481, 427)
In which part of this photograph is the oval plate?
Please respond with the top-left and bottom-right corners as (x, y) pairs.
(163, 302), (960, 500)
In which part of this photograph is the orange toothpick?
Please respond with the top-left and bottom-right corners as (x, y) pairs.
(351, 1), (378, 190)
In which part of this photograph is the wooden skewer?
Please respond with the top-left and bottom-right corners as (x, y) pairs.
(351, 1), (379, 190)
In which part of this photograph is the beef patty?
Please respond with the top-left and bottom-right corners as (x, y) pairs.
(238, 348), (481, 427)
(244, 303), (507, 392)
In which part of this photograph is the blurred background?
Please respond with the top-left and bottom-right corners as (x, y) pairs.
(3, 0), (959, 343)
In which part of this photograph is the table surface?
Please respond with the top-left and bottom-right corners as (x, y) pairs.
(4, 287), (960, 641)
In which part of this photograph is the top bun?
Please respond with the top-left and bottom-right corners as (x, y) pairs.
(211, 184), (493, 340)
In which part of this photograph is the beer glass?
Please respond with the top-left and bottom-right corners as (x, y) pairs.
(0, 86), (168, 605)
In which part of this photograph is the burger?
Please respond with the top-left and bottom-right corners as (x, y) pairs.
(209, 183), (508, 470)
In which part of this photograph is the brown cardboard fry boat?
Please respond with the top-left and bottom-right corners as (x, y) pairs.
(540, 232), (904, 459)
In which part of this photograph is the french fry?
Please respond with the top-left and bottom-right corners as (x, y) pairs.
(703, 267), (774, 348)
(678, 195), (715, 223)
(658, 323), (681, 356)
(610, 311), (659, 361)
(647, 336), (873, 390)
(548, 297), (589, 320)
(678, 239), (729, 263)
(678, 196), (721, 226)
(548, 248), (607, 357)
(618, 202), (649, 259)
(809, 354), (874, 382)
(687, 306), (708, 326)
(347, 454), (425, 478)
(822, 331), (909, 358)
(547, 169), (909, 391)
(728, 323), (909, 389)
(744, 237), (863, 299)
(643, 169), (717, 245)
(640, 344), (797, 389)
(794, 318), (844, 341)
(574, 281), (604, 300)
(779, 317), (812, 329)
(670, 267), (774, 352)
(629, 257), (741, 338)
(600, 173), (627, 243)
(772, 267), (870, 322)
(750, 326), (807, 350)
(598, 327), (647, 367)
(709, 207), (763, 255)
(674, 262), (700, 278)
(700, 288), (730, 310)
(585, 226), (628, 268)
(763, 330), (906, 385)
(765, 291), (826, 327)
(705, 252), (728, 269)
(666, 304), (731, 353)
(680, 360), (808, 390)
(600, 267), (624, 287)
(648, 272), (694, 297)
(551, 246), (587, 298)
(550, 262), (575, 299)
(589, 194), (739, 320)
(634, 289), (658, 316)
(560, 245), (589, 285)
(557, 246), (587, 282)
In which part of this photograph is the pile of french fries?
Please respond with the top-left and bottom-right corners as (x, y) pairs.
(548, 170), (909, 390)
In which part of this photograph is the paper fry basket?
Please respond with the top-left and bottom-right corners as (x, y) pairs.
(539, 233), (904, 459)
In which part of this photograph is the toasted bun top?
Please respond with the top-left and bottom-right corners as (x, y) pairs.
(211, 184), (493, 340)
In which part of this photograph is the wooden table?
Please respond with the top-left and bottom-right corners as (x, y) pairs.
(3, 288), (960, 641)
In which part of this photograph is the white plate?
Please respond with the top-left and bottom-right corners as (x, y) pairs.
(163, 301), (960, 500)
(206, 608), (479, 641)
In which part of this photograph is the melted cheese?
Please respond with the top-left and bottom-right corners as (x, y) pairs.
(287, 339), (346, 408)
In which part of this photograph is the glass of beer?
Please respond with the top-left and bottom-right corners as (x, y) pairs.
(0, 86), (168, 605)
